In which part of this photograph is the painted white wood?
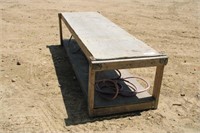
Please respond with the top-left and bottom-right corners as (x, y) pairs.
(62, 12), (162, 60)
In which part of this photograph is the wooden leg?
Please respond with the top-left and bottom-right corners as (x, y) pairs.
(152, 65), (165, 109)
(58, 13), (63, 46)
(88, 65), (95, 117)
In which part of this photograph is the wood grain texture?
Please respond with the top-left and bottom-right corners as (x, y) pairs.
(152, 65), (165, 108)
(93, 101), (154, 116)
(60, 12), (167, 116)
(58, 13), (63, 46)
(61, 12), (163, 61)
(64, 41), (154, 112)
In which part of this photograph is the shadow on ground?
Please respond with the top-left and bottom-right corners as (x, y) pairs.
(47, 40), (141, 126)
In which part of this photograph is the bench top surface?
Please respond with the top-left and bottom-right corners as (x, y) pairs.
(61, 12), (163, 60)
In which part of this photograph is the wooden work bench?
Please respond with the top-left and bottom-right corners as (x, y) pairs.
(58, 12), (168, 117)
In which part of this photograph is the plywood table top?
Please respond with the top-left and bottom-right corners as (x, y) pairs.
(61, 12), (163, 61)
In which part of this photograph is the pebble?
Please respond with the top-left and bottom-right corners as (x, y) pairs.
(172, 103), (182, 106)
(180, 93), (185, 96)
(128, 117), (133, 120)
(17, 61), (21, 65)
(11, 79), (16, 82)
(146, 116), (151, 120)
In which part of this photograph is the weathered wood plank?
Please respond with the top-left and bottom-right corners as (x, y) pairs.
(88, 65), (95, 116)
(58, 13), (63, 46)
(91, 56), (168, 71)
(64, 41), (153, 110)
(61, 12), (163, 61)
(152, 65), (165, 109)
(93, 101), (154, 116)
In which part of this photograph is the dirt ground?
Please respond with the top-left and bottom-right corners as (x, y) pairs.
(0, 0), (200, 133)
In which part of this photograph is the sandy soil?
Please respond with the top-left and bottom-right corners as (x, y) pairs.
(0, 0), (200, 132)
